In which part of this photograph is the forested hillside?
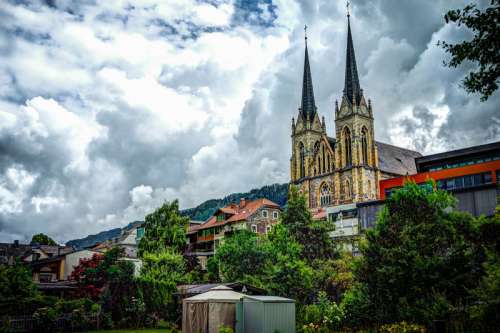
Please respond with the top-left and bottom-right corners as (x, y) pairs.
(67, 183), (289, 248)
(181, 183), (289, 221)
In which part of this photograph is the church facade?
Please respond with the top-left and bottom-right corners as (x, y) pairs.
(290, 15), (422, 209)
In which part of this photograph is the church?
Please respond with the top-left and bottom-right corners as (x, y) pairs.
(290, 14), (422, 209)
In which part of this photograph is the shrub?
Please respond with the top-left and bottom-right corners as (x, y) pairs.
(379, 321), (426, 333)
(300, 292), (343, 332)
(218, 326), (234, 333)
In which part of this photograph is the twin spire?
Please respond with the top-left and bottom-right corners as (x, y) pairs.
(300, 24), (317, 122)
(299, 8), (363, 124)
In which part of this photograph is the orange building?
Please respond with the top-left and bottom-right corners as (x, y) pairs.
(379, 142), (500, 208)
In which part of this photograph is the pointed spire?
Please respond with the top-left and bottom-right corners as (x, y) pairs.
(300, 24), (317, 122)
(343, 7), (362, 106)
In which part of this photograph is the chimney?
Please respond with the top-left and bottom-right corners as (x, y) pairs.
(239, 198), (246, 209)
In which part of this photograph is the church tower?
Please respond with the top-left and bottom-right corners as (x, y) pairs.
(334, 13), (380, 203)
(290, 29), (326, 184)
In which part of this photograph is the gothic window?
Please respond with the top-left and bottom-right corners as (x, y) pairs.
(343, 127), (352, 166)
(320, 183), (331, 206)
(361, 127), (368, 165)
(327, 154), (331, 172)
(322, 145), (326, 173)
(299, 142), (306, 178)
(367, 180), (372, 198)
(345, 180), (352, 200)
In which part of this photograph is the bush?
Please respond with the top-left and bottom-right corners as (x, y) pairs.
(379, 321), (426, 333)
(300, 292), (343, 333)
(32, 307), (58, 333)
(218, 326), (234, 333)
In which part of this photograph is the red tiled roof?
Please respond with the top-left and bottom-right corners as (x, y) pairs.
(312, 207), (327, 220)
(192, 198), (281, 231)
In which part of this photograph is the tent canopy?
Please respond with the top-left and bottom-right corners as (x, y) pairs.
(184, 285), (245, 303)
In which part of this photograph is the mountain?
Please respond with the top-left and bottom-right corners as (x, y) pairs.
(66, 221), (142, 250)
(66, 183), (289, 249)
(181, 183), (289, 221)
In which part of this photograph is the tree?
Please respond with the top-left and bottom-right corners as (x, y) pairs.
(69, 253), (105, 300)
(138, 250), (186, 320)
(30, 233), (57, 246)
(0, 261), (39, 303)
(440, 0), (500, 101)
(281, 186), (337, 264)
(138, 200), (189, 256)
(343, 182), (486, 326)
(211, 230), (269, 283)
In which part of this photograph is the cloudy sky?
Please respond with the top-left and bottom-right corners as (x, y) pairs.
(0, 0), (498, 243)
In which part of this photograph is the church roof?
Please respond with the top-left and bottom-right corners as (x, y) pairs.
(299, 36), (317, 122)
(327, 136), (336, 148)
(376, 141), (422, 176)
(343, 14), (363, 106)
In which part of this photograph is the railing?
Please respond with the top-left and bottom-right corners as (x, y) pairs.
(5, 312), (99, 332)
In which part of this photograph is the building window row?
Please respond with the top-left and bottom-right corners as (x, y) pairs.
(437, 172), (493, 191)
(426, 154), (500, 172)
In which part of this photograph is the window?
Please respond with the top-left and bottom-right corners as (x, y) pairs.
(320, 183), (331, 206)
(439, 172), (493, 191)
(299, 142), (306, 178)
(39, 273), (53, 283)
(361, 127), (369, 165)
(272, 211), (279, 219)
(322, 145), (326, 173)
(262, 210), (268, 218)
(251, 224), (257, 233)
(266, 225), (272, 234)
(216, 214), (225, 222)
(496, 170), (500, 183)
(343, 127), (352, 166)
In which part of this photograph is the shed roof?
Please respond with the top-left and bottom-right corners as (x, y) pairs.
(244, 295), (295, 303)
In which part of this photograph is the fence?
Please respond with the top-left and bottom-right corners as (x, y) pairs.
(5, 312), (99, 332)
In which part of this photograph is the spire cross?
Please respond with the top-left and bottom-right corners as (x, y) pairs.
(304, 24), (308, 43)
(346, 1), (350, 17)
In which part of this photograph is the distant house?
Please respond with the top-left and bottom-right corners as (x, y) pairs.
(0, 240), (32, 265)
(186, 198), (281, 268)
(89, 221), (144, 258)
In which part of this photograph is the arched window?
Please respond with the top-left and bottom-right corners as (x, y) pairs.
(361, 127), (368, 165)
(367, 180), (372, 198)
(327, 154), (330, 172)
(299, 142), (306, 178)
(320, 183), (331, 206)
(322, 145), (326, 173)
(345, 180), (351, 200)
(344, 127), (352, 166)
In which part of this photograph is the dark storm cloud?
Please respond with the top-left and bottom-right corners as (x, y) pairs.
(0, 0), (498, 243)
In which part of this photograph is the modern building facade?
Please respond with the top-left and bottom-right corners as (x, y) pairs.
(290, 14), (421, 210)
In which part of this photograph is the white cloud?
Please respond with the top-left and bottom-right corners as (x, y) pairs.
(0, 0), (498, 243)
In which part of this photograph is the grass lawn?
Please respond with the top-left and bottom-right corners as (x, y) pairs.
(79, 328), (172, 333)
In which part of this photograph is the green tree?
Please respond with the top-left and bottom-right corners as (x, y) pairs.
(30, 233), (57, 246)
(211, 230), (269, 284)
(440, 0), (500, 101)
(0, 261), (39, 304)
(138, 250), (186, 320)
(138, 200), (189, 256)
(281, 186), (337, 264)
(343, 182), (486, 326)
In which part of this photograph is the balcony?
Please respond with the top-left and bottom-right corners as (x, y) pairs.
(197, 234), (215, 242)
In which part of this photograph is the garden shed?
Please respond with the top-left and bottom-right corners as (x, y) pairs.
(182, 285), (244, 333)
(242, 295), (295, 333)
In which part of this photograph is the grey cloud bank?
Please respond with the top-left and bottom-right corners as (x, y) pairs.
(0, 0), (498, 243)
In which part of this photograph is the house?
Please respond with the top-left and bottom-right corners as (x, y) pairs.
(88, 221), (144, 258)
(186, 198), (281, 268)
(0, 240), (32, 265)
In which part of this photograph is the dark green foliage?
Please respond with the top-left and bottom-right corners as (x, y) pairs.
(181, 183), (288, 221)
(138, 200), (189, 256)
(30, 233), (57, 245)
(343, 182), (487, 327)
(138, 250), (186, 320)
(212, 230), (269, 284)
(281, 186), (337, 264)
(0, 261), (38, 303)
(440, 0), (500, 101)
